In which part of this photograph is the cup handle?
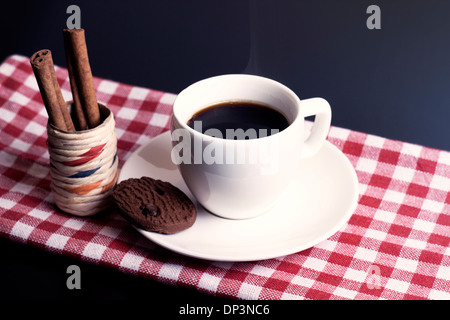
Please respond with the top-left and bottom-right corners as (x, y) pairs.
(301, 97), (332, 158)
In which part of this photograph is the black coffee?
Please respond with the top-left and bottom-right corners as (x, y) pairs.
(186, 101), (289, 140)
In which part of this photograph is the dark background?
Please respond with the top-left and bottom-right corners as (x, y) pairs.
(3, 0), (450, 151)
(1, 0), (449, 300)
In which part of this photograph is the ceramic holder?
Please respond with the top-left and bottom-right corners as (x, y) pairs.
(46, 103), (118, 216)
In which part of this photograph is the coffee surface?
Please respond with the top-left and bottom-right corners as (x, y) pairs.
(187, 101), (289, 139)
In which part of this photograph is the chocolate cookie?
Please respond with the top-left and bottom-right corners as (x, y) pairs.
(112, 177), (196, 234)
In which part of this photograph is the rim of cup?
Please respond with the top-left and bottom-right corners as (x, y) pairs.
(171, 74), (303, 144)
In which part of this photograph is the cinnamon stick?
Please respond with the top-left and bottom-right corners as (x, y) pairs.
(63, 29), (101, 129)
(51, 59), (76, 132)
(30, 49), (75, 131)
(63, 33), (87, 131)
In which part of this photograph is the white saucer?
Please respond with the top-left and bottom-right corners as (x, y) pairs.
(119, 131), (359, 262)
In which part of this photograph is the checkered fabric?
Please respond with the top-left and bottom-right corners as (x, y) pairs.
(1, 55), (449, 300)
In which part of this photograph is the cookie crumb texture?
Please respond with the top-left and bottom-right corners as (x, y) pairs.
(112, 177), (196, 234)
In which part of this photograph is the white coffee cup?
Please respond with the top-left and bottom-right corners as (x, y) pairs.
(170, 74), (331, 219)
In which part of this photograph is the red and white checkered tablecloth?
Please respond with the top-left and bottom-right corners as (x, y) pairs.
(1, 54), (449, 300)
